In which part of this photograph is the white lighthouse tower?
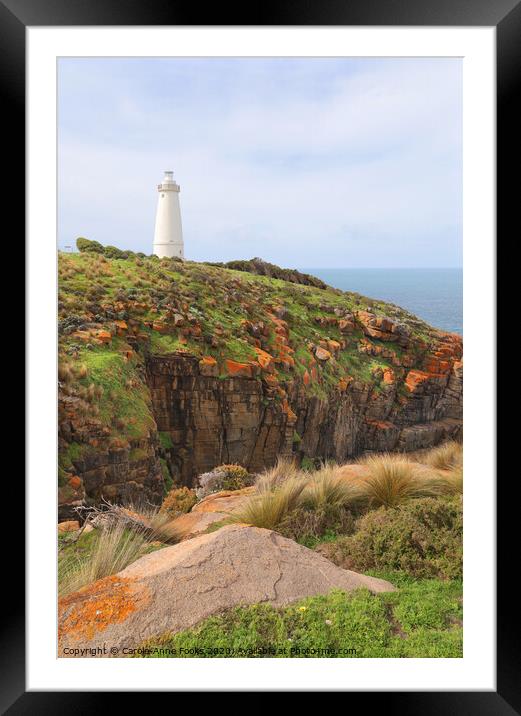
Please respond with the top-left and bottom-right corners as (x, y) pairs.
(153, 170), (184, 259)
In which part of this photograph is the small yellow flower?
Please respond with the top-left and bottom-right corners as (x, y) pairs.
(298, 606), (307, 612)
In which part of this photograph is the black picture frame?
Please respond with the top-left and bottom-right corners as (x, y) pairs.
(8, 0), (512, 709)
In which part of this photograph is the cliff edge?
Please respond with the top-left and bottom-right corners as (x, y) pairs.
(58, 241), (462, 516)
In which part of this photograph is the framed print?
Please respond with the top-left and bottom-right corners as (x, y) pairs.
(9, 0), (515, 708)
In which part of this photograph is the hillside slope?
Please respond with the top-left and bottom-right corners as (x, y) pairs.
(58, 242), (462, 516)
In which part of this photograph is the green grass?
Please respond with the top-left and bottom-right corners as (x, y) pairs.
(76, 345), (155, 439)
(59, 249), (439, 391)
(138, 572), (462, 658)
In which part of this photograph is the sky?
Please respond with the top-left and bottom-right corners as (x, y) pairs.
(58, 57), (462, 268)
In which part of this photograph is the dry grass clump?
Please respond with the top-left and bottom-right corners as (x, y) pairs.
(231, 478), (306, 530)
(423, 441), (463, 471)
(235, 462), (365, 532)
(255, 458), (301, 493)
(300, 463), (363, 510)
(357, 454), (449, 508)
(59, 505), (178, 597)
(59, 521), (146, 597)
(438, 466), (463, 495)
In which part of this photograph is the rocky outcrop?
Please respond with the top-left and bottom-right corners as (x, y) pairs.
(58, 524), (395, 656)
(147, 340), (462, 486)
(58, 249), (462, 510)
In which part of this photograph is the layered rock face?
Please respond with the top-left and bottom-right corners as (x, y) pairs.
(147, 337), (462, 487)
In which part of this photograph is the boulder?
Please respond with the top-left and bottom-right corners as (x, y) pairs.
(58, 524), (395, 656)
(58, 520), (80, 533)
(315, 346), (332, 362)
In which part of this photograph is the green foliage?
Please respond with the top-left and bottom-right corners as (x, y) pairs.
(318, 496), (463, 579)
(160, 487), (197, 516)
(138, 575), (462, 658)
(76, 346), (155, 439)
(158, 432), (174, 450)
(76, 237), (104, 254)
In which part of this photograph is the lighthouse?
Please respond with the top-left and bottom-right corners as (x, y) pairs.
(153, 170), (184, 259)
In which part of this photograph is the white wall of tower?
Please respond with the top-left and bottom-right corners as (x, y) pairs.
(153, 172), (184, 259)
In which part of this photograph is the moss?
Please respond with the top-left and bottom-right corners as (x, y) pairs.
(158, 432), (174, 450)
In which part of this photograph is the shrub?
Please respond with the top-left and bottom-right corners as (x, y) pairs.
(358, 454), (447, 507)
(196, 464), (253, 499)
(76, 237), (104, 254)
(231, 478), (306, 530)
(317, 496), (462, 579)
(278, 504), (356, 543)
(423, 441), (463, 471)
(160, 486), (197, 516)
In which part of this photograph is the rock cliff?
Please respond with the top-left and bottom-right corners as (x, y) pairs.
(58, 242), (462, 516)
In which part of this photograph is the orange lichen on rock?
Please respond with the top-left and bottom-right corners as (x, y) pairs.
(327, 340), (342, 353)
(423, 356), (451, 374)
(114, 320), (128, 335)
(337, 376), (353, 392)
(315, 347), (332, 362)
(382, 368), (395, 385)
(253, 347), (274, 369)
(58, 520), (80, 533)
(281, 399), (297, 423)
(225, 359), (254, 378)
(59, 576), (149, 644)
(405, 369), (431, 392)
(68, 475), (82, 490)
(96, 330), (112, 344)
(199, 355), (218, 376)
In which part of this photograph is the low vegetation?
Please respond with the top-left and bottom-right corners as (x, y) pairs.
(160, 486), (197, 516)
(231, 448), (462, 538)
(357, 453), (447, 508)
(422, 440), (463, 471)
(59, 441), (463, 658)
(230, 478), (306, 531)
(138, 574), (462, 658)
(196, 464), (254, 499)
(317, 496), (463, 580)
(58, 505), (177, 597)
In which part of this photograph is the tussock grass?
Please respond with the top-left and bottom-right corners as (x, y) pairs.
(231, 478), (306, 530)
(59, 521), (147, 597)
(438, 466), (463, 495)
(300, 464), (363, 510)
(358, 454), (448, 508)
(59, 506), (177, 597)
(423, 441), (463, 471)
(235, 462), (365, 531)
(255, 458), (302, 493)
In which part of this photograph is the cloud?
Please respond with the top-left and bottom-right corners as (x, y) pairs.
(58, 57), (462, 267)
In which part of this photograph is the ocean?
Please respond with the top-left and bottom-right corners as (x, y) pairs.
(302, 268), (462, 335)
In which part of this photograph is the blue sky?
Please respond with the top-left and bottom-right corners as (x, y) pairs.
(58, 57), (462, 268)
